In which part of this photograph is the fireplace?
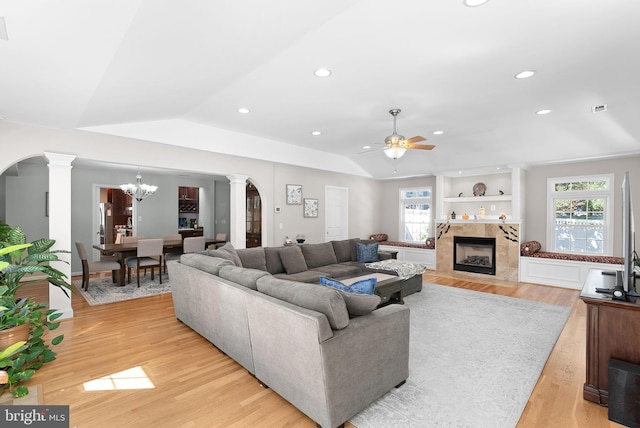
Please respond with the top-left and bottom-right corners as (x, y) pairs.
(453, 236), (496, 276)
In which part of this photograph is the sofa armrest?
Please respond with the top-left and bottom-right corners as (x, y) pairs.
(319, 304), (410, 424)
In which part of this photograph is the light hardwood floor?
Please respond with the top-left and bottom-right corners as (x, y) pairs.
(14, 272), (621, 427)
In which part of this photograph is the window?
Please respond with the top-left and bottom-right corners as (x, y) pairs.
(400, 187), (432, 242)
(547, 174), (613, 255)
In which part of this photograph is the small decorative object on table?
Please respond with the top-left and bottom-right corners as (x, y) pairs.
(473, 182), (486, 196)
(479, 206), (486, 219)
(296, 234), (306, 244)
(450, 211), (456, 219)
(499, 212), (507, 221)
(461, 213), (470, 220)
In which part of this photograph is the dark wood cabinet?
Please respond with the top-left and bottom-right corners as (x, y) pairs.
(246, 184), (261, 248)
(178, 186), (199, 213)
(580, 269), (640, 405)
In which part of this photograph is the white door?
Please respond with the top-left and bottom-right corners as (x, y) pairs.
(325, 186), (348, 241)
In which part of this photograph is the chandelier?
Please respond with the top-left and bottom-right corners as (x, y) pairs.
(120, 170), (158, 202)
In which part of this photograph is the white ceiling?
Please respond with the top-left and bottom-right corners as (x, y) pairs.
(1, 0), (639, 179)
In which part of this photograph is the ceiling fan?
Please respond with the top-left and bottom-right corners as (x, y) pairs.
(383, 109), (435, 159)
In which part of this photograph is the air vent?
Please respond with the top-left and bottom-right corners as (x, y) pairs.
(591, 104), (607, 113)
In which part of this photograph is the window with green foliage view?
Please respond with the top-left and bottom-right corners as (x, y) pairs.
(548, 175), (613, 254)
(400, 188), (432, 242)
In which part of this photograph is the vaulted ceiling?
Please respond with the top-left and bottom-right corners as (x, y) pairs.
(1, 0), (639, 179)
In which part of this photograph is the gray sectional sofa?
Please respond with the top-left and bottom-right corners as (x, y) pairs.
(167, 245), (411, 428)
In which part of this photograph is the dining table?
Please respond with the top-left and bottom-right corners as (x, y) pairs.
(93, 238), (224, 286)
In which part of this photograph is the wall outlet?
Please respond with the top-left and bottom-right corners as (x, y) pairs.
(490, 205), (496, 212)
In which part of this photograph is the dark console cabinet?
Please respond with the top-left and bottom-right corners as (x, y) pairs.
(580, 269), (640, 405)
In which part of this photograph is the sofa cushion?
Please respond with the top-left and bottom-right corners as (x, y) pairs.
(331, 239), (357, 263)
(236, 247), (267, 271)
(350, 238), (372, 261)
(256, 276), (349, 330)
(279, 245), (308, 274)
(274, 270), (326, 283)
(218, 265), (270, 290)
(319, 276), (377, 295)
(336, 291), (381, 317)
(264, 247), (285, 274)
(310, 263), (362, 279)
(207, 242), (243, 266)
(180, 253), (234, 275)
(301, 242), (338, 269)
(356, 241), (379, 263)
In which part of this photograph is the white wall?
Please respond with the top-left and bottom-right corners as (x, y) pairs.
(523, 155), (640, 256)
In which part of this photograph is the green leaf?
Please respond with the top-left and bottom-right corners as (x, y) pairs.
(0, 341), (27, 360)
(48, 312), (63, 321)
(51, 335), (64, 346)
(12, 385), (30, 398)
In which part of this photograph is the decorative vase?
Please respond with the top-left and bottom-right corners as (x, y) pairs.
(0, 323), (30, 351)
(479, 206), (486, 219)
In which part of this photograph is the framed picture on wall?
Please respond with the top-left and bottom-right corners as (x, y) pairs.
(304, 198), (318, 218)
(286, 184), (302, 205)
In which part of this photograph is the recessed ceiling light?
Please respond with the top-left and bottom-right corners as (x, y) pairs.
(362, 145), (371, 149)
(433, 130), (444, 135)
(515, 70), (535, 79)
(463, 0), (490, 7)
(314, 68), (332, 78)
(237, 108), (250, 114)
(311, 131), (322, 136)
(536, 109), (552, 115)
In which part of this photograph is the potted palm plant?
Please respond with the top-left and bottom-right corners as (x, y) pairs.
(0, 220), (71, 397)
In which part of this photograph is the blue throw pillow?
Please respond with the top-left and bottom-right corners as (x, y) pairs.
(319, 276), (377, 295)
(356, 242), (379, 263)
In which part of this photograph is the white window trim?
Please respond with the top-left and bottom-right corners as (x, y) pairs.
(546, 173), (614, 255)
(399, 186), (433, 243)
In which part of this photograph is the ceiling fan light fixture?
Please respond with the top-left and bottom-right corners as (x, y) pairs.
(384, 146), (407, 159)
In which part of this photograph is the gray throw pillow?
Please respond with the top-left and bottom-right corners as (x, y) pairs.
(301, 242), (338, 268)
(337, 291), (381, 317)
(236, 247), (267, 271)
(256, 276), (349, 330)
(264, 247), (285, 274)
(279, 245), (308, 274)
(207, 242), (242, 267)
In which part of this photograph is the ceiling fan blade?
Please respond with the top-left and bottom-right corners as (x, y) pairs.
(405, 136), (426, 144)
(407, 143), (436, 151)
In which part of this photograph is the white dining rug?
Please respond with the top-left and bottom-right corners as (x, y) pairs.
(73, 273), (171, 306)
(350, 282), (571, 428)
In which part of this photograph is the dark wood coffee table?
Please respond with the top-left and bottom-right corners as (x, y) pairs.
(341, 273), (417, 307)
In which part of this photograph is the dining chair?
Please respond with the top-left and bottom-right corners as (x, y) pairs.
(163, 234), (183, 273)
(75, 241), (122, 291)
(122, 236), (147, 276)
(125, 238), (164, 287)
(183, 236), (206, 254)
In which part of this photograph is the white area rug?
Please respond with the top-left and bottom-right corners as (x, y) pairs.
(73, 273), (171, 306)
(350, 283), (571, 428)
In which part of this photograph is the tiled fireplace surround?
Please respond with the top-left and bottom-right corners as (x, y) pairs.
(435, 221), (520, 282)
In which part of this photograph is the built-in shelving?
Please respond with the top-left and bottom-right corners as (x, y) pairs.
(435, 167), (525, 223)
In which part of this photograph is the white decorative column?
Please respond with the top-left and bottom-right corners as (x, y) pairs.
(43, 152), (76, 320)
(227, 174), (248, 249)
